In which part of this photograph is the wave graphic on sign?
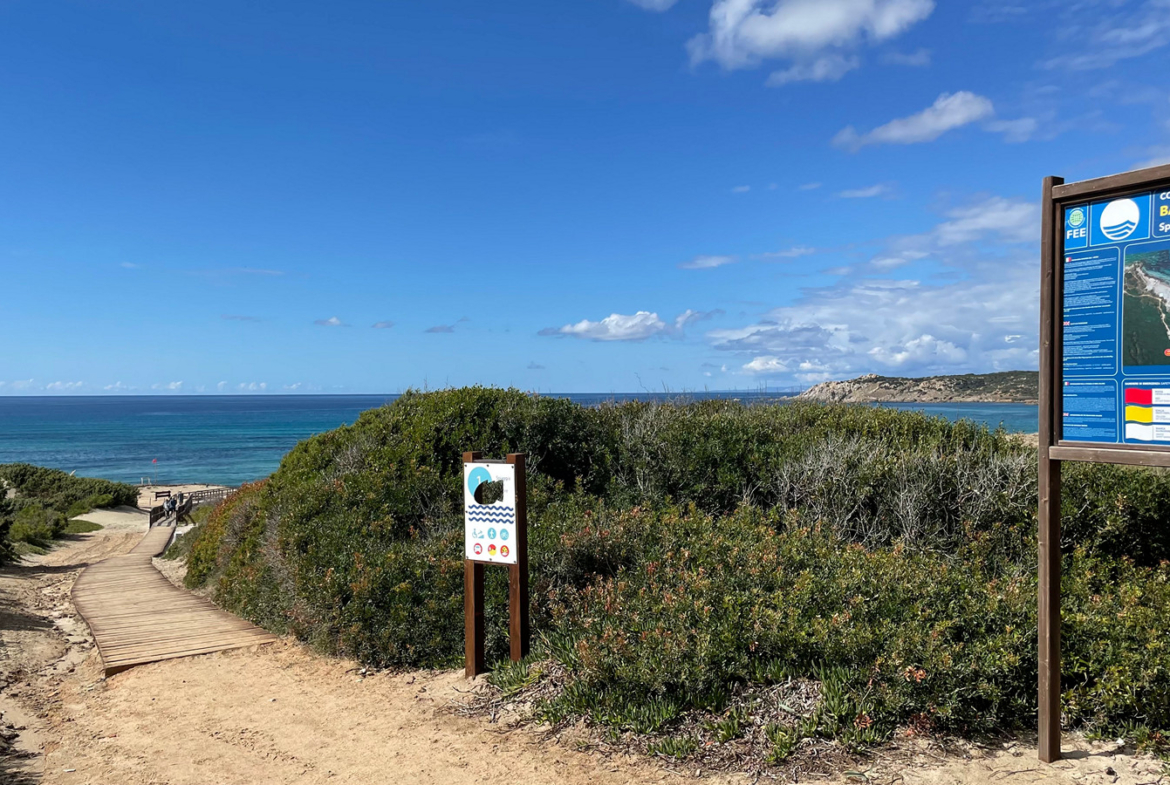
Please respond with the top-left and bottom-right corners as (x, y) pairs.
(467, 504), (515, 523)
(1102, 220), (1138, 241)
(1100, 199), (1141, 241)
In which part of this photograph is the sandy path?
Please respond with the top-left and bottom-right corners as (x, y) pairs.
(1, 524), (1165, 785)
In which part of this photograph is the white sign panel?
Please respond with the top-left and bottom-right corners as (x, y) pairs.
(463, 461), (518, 565)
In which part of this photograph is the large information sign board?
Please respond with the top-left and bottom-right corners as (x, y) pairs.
(1062, 187), (1170, 445)
(1039, 164), (1170, 765)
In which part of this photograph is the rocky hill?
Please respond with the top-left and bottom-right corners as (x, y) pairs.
(798, 371), (1038, 404)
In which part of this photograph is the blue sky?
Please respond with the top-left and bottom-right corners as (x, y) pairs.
(2, 0), (1168, 395)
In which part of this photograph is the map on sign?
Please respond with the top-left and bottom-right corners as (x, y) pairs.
(1063, 189), (1170, 444)
(463, 461), (518, 565)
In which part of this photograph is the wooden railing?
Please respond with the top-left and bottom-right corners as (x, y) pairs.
(147, 487), (234, 526)
(188, 487), (233, 505)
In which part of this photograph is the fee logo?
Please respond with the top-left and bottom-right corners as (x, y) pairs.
(1091, 194), (1150, 246)
(1065, 205), (1088, 249)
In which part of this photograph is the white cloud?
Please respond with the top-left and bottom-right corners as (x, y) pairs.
(1135, 145), (1170, 169)
(626, 0), (679, 9)
(767, 54), (859, 86)
(837, 183), (891, 198)
(706, 193), (1041, 380)
(882, 47), (931, 66)
(679, 254), (737, 270)
(544, 311), (668, 342)
(541, 308), (721, 342)
(799, 182), (822, 190)
(314, 316), (347, 327)
(238, 382), (268, 391)
(45, 381), (83, 391)
(756, 245), (817, 259)
(152, 381), (184, 391)
(675, 309), (724, 330)
(743, 356), (790, 373)
(103, 382), (131, 392)
(371, 320), (395, 329)
(217, 381), (228, 391)
(834, 91), (995, 150)
(120, 262), (140, 269)
(931, 196), (1037, 245)
(985, 116), (1038, 143)
(1042, 2), (1170, 71)
(688, 0), (935, 71)
(731, 185), (752, 193)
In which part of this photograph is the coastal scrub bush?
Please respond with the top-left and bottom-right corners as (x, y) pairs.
(0, 464), (137, 560)
(183, 388), (1170, 750)
(9, 504), (66, 544)
(0, 464), (137, 513)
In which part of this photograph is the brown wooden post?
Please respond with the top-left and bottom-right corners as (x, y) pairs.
(1038, 175), (1064, 763)
(463, 451), (486, 678)
(506, 453), (530, 661)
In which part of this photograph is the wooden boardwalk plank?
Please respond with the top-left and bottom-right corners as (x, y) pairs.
(72, 523), (277, 676)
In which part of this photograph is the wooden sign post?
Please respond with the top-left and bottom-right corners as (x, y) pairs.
(1038, 163), (1170, 762)
(462, 451), (529, 678)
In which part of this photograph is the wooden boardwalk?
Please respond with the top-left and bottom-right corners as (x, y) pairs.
(72, 522), (277, 675)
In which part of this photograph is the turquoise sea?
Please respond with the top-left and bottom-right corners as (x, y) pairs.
(0, 395), (1039, 487)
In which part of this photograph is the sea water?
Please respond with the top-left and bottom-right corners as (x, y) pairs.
(0, 395), (1038, 487)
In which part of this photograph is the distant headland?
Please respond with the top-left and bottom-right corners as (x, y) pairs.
(798, 371), (1038, 404)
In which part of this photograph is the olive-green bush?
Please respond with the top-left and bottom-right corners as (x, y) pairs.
(0, 464), (138, 556)
(183, 388), (1170, 752)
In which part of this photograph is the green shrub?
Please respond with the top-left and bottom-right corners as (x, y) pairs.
(9, 504), (66, 544)
(0, 464), (137, 560)
(180, 388), (1170, 749)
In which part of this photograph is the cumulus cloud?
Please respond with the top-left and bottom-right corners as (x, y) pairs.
(834, 91), (995, 150)
(706, 193), (1041, 381)
(152, 381), (184, 391)
(799, 182), (823, 190)
(767, 54), (859, 85)
(425, 324), (455, 333)
(679, 254), (737, 270)
(688, 0), (935, 73)
(45, 381), (84, 391)
(371, 320), (395, 329)
(743, 356), (790, 373)
(238, 382), (268, 391)
(541, 311), (667, 342)
(314, 316), (347, 327)
(540, 309), (721, 342)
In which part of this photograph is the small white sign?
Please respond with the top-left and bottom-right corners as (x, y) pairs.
(464, 462), (518, 565)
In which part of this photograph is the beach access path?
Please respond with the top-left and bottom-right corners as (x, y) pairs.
(70, 521), (276, 675)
